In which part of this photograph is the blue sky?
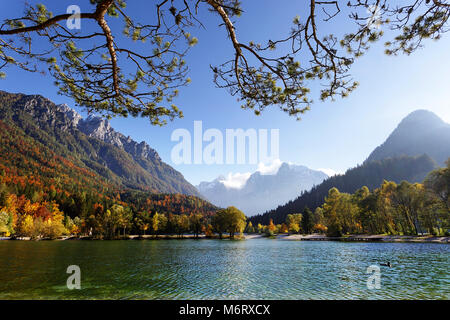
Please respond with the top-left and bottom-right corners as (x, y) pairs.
(1, 0), (450, 186)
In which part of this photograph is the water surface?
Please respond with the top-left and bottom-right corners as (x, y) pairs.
(0, 239), (448, 299)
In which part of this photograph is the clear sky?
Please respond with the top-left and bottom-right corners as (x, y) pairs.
(1, 0), (449, 186)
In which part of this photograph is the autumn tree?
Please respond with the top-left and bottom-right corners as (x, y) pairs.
(212, 206), (246, 239)
(286, 213), (302, 234)
(171, 214), (190, 237)
(224, 206), (246, 239)
(245, 221), (255, 233)
(257, 223), (264, 234)
(102, 204), (124, 238)
(1, 1), (448, 123)
(134, 211), (151, 235)
(321, 187), (360, 236)
(189, 213), (203, 238)
(266, 218), (277, 236)
(151, 212), (161, 235)
(279, 223), (289, 234)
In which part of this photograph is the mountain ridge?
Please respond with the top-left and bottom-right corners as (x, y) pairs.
(366, 109), (450, 166)
(0, 90), (199, 196)
(198, 162), (328, 216)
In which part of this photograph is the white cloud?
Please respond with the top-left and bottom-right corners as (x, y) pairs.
(218, 159), (284, 189)
(318, 168), (342, 177)
(219, 172), (252, 189)
(256, 158), (283, 175)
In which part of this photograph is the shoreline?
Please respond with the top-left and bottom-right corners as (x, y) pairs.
(1, 234), (449, 243)
(274, 234), (450, 243)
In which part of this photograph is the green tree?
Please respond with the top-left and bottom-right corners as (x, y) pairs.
(0, 211), (13, 236)
(225, 206), (246, 239)
(189, 213), (204, 238)
(212, 209), (228, 239)
(117, 205), (133, 236)
(102, 204), (128, 238)
(0, 183), (8, 208)
(313, 207), (325, 226)
(1, 1), (447, 123)
(301, 207), (314, 234)
(424, 159), (450, 213)
(358, 191), (381, 234)
(322, 187), (360, 236)
(158, 214), (168, 234)
(178, 214), (190, 237)
(245, 221), (255, 233)
(212, 206), (246, 239)
(390, 181), (425, 235)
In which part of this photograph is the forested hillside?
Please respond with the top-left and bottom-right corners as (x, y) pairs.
(250, 155), (437, 225)
(367, 110), (450, 166)
(0, 91), (217, 239)
(0, 90), (199, 195)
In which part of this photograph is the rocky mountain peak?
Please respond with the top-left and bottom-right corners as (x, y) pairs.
(77, 116), (161, 162)
(56, 103), (82, 127)
(78, 116), (119, 146)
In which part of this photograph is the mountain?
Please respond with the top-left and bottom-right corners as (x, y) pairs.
(366, 110), (450, 166)
(250, 109), (450, 225)
(0, 90), (199, 196)
(198, 163), (328, 216)
(250, 155), (438, 225)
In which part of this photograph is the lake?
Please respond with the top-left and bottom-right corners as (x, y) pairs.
(0, 239), (448, 299)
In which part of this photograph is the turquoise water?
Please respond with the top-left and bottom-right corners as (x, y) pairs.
(0, 239), (448, 299)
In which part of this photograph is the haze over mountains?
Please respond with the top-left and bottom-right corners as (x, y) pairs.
(198, 163), (328, 216)
(366, 110), (450, 166)
(0, 90), (199, 196)
(250, 110), (450, 224)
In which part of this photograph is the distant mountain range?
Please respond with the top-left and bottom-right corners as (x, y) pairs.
(250, 110), (450, 224)
(198, 163), (328, 216)
(0, 90), (199, 196)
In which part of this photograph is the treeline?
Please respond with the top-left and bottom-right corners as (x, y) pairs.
(250, 155), (438, 225)
(0, 163), (246, 240)
(0, 193), (245, 240)
(0, 184), (221, 239)
(249, 161), (450, 237)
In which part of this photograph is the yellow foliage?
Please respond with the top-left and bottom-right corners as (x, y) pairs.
(20, 215), (34, 237)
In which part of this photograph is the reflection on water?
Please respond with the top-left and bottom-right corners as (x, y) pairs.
(0, 239), (448, 299)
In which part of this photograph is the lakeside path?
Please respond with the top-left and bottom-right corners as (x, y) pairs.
(274, 234), (450, 243)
